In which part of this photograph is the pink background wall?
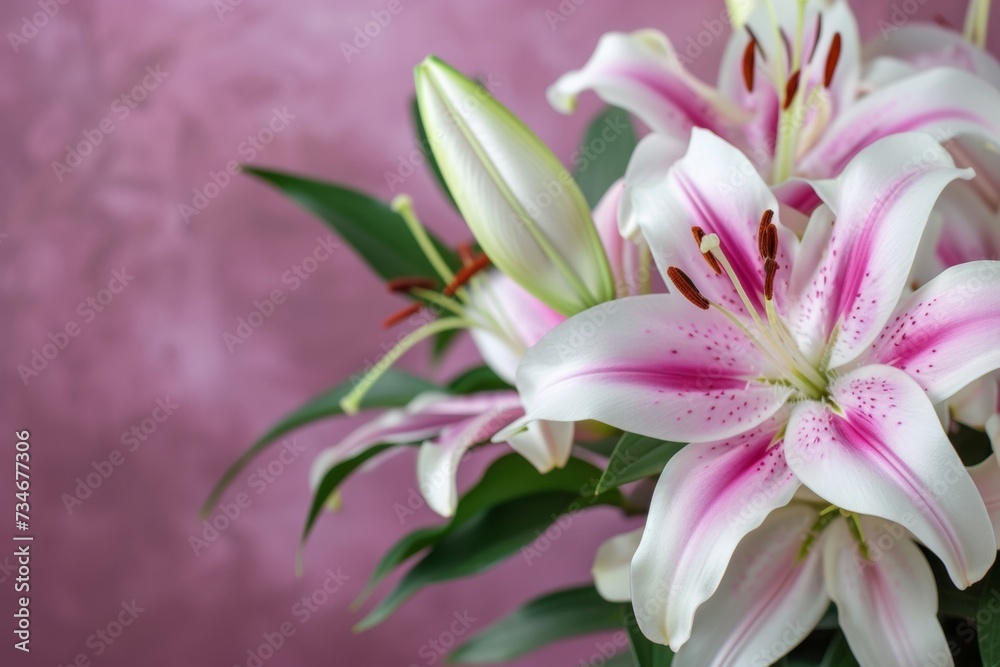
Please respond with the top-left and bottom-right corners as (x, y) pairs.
(0, 1), (990, 665)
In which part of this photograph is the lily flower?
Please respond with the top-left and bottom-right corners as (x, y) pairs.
(511, 129), (1000, 649)
(415, 56), (616, 316)
(548, 0), (1000, 184)
(594, 506), (957, 666)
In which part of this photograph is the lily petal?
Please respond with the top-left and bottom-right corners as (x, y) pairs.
(718, 0), (861, 166)
(867, 261), (1000, 404)
(469, 271), (566, 385)
(417, 398), (524, 517)
(863, 24), (1000, 89)
(785, 364), (996, 588)
(799, 68), (1000, 177)
(505, 418), (574, 473)
(628, 129), (798, 318)
(548, 30), (750, 137)
(631, 416), (800, 649)
(824, 517), (954, 667)
(309, 391), (520, 489)
(592, 527), (643, 603)
(516, 294), (792, 443)
(790, 132), (971, 369)
(619, 132), (688, 242)
(674, 506), (828, 667)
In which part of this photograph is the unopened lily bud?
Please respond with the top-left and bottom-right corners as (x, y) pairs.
(415, 56), (615, 316)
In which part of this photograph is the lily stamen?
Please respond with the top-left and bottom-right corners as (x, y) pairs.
(742, 40), (756, 92)
(443, 253), (492, 296)
(824, 32), (842, 88)
(387, 276), (438, 293)
(783, 69), (801, 110)
(666, 267), (710, 310)
(382, 302), (424, 328)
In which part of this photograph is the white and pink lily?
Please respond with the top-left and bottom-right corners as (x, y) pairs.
(311, 181), (644, 518)
(511, 128), (1000, 649)
(593, 506), (957, 666)
(549, 0), (1000, 185)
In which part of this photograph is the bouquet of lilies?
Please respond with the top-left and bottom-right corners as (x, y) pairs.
(205, 0), (1000, 664)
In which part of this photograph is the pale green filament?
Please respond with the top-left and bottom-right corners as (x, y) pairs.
(340, 316), (472, 415)
(393, 195), (456, 284)
(966, 0), (993, 48)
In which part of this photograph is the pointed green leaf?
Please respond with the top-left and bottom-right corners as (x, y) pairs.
(596, 432), (686, 494)
(245, 167), (460, 281)
(574, 106), (638, 208)
(449, 585), (627, 663)
(356, 491), (595, 631)
(356, 455), (622, 600)
(446, 365), (512, 394)
(201, 369), (433, 517)
(978, 565), (1000, 662)
(301, 442), (417, 551)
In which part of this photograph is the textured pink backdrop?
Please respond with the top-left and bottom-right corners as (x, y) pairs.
(0, 1), (992, 665)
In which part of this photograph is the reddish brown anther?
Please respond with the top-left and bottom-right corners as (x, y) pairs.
(742, 40), (756, 92)
(443, 253), (491, 296)
(745, 26), (767, 61)
(691, 226), (722, 275)
(458, 242), (476, 266)
(761, 225), (778, 261)
(756, 209), (774, 252)
(824, 33), (842, 88)
(666, 267), (710, 310)
(387, 276), (438, 293)
(382, 302), (423, 328)
(783, 70), (801, 110)
(764, 258), (779, 300)
(808, 13), (824, 62)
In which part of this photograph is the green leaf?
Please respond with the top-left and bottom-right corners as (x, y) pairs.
(625, 613), (674, 667)
(978, 565), (1000, 662)
(446, 365), (512, 394)
(819, 632), (860, 667)
(411, 95), (458, 209)
(573, 106), (638, 208)
(357, 491), (601, 631)
(201, 369), (434, 517)
(355, 455), (620, 604)
(300, 442), (417, 552)
(449, 586), (627, 663)
(596, 432), (686, 494)
(245, 167), (460, 281)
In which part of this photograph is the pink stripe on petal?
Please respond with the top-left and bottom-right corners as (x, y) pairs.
(868, 261), (1000, 403)
(785, 365), (995, 588)
(631, 415), (800, 650)
(516, 293), (792, 443)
